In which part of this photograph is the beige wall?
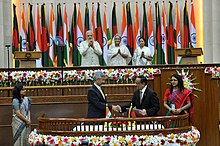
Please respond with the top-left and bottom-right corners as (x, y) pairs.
(0, 0), (219, 67)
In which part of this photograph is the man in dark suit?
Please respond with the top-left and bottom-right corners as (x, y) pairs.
(120, 76), (160, 117)
(87, 71), (119, 118)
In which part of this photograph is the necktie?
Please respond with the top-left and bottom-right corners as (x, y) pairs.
(99, 88), (105, 100)
(139, 91), (142, 104)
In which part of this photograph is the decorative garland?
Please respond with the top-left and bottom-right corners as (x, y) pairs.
(204, 66), (220, 78)
(29, 126), (200, 146)
(0, 68), (160, 86)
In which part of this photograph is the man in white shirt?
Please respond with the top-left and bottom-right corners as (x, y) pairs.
(79, 30), (102, 66)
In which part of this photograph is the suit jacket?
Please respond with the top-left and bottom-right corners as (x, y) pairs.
(87, 85), (112, 118)
(122, 87), (160, 117)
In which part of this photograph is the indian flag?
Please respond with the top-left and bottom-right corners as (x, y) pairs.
(106, 104), (112, 119)
(161, 2), (168, 64)
(76, 4), (83, 66)
(174, 1), (182, 64)
(91, 3), (96, 40)
(133, 2), (140, 50)
(35, 4), (42, 67)
(49, 4), (56, 67)
(148, 2), (154, 62)
(121, 2), (127, 46)
(63, 4), (70, 66)
(103, 3), (111, 65)
(20, 4), (27, 52)
(190, 1), (196, 48)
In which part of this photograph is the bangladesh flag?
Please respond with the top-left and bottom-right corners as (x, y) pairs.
(112, 2), (118, 37)
(12, 4), (19, 67)
(41, 4), (49, 67)
(96, 3), (104, 65)
(142, 2), (148, 44)
(27, 3), (35, 51)
(167, 1), (175, 64)
(84, 3), (90, 39)
(56, 3), (64, 67)
(126, 2), (134, 55)
(155, 2), (165, 64)
(70, 3), (79, 66)
(183, 1), (190, 48)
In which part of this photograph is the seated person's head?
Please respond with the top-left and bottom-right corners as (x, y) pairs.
(93, 71), (105, 86)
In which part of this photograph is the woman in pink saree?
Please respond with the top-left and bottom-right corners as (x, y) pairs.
(11, 84), (31, 146)
(164, 74), (194, 125)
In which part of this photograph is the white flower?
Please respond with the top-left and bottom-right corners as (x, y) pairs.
(176, 69), (202, 94)
(29, 126), (200, 145)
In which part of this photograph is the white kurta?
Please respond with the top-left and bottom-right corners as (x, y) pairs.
(108, 45), (132, 66)
(132, 46), (152, 65)
(79, 40), (102, 66)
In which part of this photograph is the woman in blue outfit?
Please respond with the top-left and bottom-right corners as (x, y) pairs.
(11, 84), (31, 146)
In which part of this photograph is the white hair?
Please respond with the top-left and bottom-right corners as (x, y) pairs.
(93, 71), (105, 81)
(86, 30), (93, 36)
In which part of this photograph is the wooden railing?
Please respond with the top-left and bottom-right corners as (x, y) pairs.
(0, 84), (137, 98)
(0, 84), (136, 105)
(37, 113), (190, 136)
(0, 66), (219, 146)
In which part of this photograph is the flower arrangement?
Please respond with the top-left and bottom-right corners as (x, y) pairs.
(171, 69), (202, 98)
(0, 68), (161, 87)
(176, 69), (202, 92)
(204, 66), (220, 78)
(29, 126), (200, 146)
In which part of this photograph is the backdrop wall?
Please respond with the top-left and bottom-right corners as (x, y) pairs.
(0, 0), (219, 67)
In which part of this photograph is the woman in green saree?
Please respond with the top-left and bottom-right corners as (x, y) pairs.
(11, 84), (31, 146)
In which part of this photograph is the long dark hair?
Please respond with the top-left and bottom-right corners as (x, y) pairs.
(12, 84), (24, 103)
(170, 74), (185, 93)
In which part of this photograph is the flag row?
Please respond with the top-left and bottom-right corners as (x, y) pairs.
(12, 1), (196, 67)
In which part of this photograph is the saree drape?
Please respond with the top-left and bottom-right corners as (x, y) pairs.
(12, 97), (31, 146)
